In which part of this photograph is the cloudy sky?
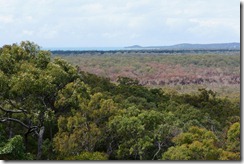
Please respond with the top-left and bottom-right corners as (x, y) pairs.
(0, 0), (240, 47)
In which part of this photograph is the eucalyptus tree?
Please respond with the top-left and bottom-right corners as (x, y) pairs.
(0, 41), (78, 159)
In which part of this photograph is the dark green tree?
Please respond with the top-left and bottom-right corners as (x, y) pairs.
(0, 41), (78, 159)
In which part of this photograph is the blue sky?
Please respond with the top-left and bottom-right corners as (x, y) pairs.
(0, 0), (240, 47)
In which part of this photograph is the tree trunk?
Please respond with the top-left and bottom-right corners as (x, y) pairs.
(37, 126), (45, 160)
(49, 121), (53, 139)
(8, 121), (13, 139)
(25, 132), (28, 152)
(8, 113), (13, 139)
(152, 142), (161, 160)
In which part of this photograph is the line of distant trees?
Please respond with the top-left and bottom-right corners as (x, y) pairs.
(50, 49), (240, 56)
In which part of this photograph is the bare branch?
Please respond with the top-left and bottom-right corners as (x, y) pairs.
(39, 97), (48, 109)
(152, 142), (162, 160)
(0, 117), (29, 129)
(6, 100), (28, 113)
(27, 126), (39, 136)
(0, 106), (24, 114)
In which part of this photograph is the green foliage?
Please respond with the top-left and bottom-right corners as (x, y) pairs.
(0, 135), (33, 160)
(60, 52), (240, 98)
(55, 79), (90, 112)
(219, 122), (240, 160)
(0, 70), (9, 98)
(64, 151), (108, 160)
(0, 41), (80, 159)
(219, 151), (240, 160)
(117, 76), (140, 86)
(54, 91), (120, 159)
(108, 107), (180, 160)
(0, 42), (240, 160)
(226, 122), (240, 153)
(42, 138), (55, 160)
(173, 88), (239, 129)
(162, 127), (222, 160)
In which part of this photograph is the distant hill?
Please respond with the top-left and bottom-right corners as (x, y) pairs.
(125, 42), (240, 50)
(124, 45), (142, 49)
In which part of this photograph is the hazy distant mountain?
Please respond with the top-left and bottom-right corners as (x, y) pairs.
(125, 43), (240, 50)
(124, 45), (142, 48)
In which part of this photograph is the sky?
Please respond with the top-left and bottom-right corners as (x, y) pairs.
(0, 0), (240, 47)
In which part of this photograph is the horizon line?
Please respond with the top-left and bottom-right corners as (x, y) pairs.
(42, 42), (240, 49)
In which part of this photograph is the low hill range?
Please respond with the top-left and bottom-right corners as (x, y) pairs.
(125, 42), (240, 50)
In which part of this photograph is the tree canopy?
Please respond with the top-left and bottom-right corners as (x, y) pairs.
(0, 41), (240, 160)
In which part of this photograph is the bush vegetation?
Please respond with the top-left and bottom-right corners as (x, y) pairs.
(58, 51), (240, 100)
(0, 42), (240, 160)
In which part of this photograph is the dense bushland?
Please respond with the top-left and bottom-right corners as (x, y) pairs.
(58, 51), (240, 99)
(0, 42), (240, 160)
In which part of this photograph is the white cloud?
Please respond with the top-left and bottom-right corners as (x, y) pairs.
(80, 3), (104, 14)
(0, 0), (240, 47)
(188, 18), (239, 36)
(36, 25), (58, 39)
(102, 32), (122, 39)
(0, 15), (14, 24)
(22, 30), (34, 36)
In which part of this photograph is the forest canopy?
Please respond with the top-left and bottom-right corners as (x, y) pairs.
(0, 41), (240, 160)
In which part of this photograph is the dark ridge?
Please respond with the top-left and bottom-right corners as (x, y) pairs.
(50, 49), (240, 56)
